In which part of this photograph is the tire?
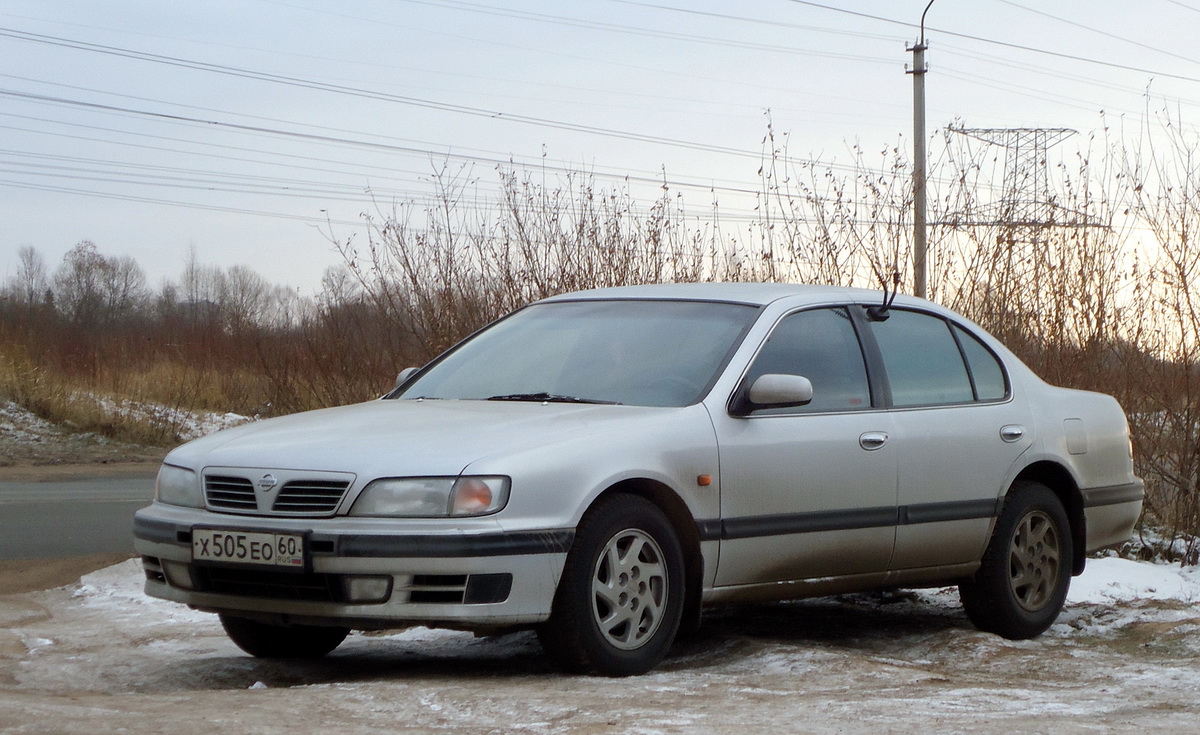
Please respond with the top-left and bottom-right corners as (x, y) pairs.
(219, 613), (349, 658)
(959, 481), (1073, 639)
(538, 494), (685, 676)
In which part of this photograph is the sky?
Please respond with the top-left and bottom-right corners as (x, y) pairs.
(2, 0), (1198, 295)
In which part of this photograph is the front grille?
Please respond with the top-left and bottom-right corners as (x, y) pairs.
(194, 566), (345, 602)
(205, 475), (257, 511)
(203, 472), (352, 516)
(274, 480), (349, 514)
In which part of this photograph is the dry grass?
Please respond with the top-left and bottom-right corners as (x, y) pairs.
(2, 117), (1198, 549)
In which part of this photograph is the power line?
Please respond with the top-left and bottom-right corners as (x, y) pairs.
(1, 86), (1030, 215)
(0, 27), (768, 160)
(1161, 0), (1200, 14)
(996, 0), (1200, 68)
(393, 0), (893, 64)
(1, 6), (876, 111)
(779, 0), (1200, 84)
(0, 177), (364, 227)
(602, 0), (905, 43)
(0, 99), (770, 200)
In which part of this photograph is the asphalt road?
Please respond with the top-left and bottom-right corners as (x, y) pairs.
(0, 475), (155, 559)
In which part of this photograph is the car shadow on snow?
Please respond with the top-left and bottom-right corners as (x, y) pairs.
(665, 591), (971, 669)
(131, 592), (974, 692)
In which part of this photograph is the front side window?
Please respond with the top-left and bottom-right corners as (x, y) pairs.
(742, 307), (872, 413)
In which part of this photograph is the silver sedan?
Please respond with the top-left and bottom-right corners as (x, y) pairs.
(133, 283), (1143, 676)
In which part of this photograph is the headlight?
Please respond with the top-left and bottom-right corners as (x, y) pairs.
(155, 464), (202, 508)
(349, 476), (510, 517)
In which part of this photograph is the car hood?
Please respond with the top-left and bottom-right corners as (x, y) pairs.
(165, 399), (679, 480)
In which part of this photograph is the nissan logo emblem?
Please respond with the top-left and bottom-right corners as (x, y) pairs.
(257, 474), (278, 492)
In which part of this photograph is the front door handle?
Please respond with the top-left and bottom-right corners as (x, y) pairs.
(859, 431), (889, 451)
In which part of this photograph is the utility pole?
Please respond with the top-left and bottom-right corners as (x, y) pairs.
(908, 1), (935, 299)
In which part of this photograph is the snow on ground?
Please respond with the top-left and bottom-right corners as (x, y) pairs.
(0, 397), (225, 466)
(87, 395), (252, 442)
(1068, 556), (1200, 604)
(2, 556), (1198, 734)
(0, 402), (61, 445)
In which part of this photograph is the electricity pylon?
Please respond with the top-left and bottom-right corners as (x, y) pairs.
(949, 126), (1080, 245)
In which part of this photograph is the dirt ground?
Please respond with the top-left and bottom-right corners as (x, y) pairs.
(0, 559), (1198, 735)
(2, 404), (1198, 733)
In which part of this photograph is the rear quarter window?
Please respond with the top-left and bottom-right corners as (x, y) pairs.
(952, 323), (1008, 400)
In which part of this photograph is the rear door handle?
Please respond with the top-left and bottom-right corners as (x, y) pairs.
(859, 432), (889, 451)
(1000, 425), (1026, 442)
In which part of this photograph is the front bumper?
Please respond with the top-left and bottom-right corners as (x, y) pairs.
(132, 503), (573, 630)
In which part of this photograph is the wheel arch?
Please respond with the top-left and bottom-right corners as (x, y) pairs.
(1012, 461), (1086, 575)
(591, 478), (704, 634)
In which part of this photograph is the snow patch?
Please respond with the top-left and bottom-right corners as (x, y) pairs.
(87, 395), (252, 441)
(1068, 557), (1200, 604)
(72, 558), (210, 624)
(0, 400), (68, 442)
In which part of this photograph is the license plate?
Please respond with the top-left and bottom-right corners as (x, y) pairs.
(192, 529), (305, 568)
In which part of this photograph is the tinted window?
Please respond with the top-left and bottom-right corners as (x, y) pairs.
(870, 310), (973, 407)
(953, 324), (1008, 400)
(744, 308), (871, 412)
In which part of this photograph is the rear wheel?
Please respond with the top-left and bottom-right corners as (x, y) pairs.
(219, 613), (349, 658)
(959, 482), (1073, 639)
(538, 494), (684, 676)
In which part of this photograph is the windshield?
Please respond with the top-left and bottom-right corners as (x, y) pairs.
(395, 299), (758, 407)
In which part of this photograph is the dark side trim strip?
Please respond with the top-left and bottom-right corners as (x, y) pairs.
(133, 514), (575, 559)
(697, 497), (1002, 542)
(133, 514), (179, 545)
(1082, 482), (1145, 508)
(334, 530), (575, 558)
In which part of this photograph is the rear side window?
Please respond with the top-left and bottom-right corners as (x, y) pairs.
(953, 324), (1008, 400)
(744, 307), (872, 412)
(868, 310), (973, 407)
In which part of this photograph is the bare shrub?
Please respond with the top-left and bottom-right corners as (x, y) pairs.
(2, 118), (1200, 549)
(330, 164), (721, 368)
(1109, 108), (1200, 555)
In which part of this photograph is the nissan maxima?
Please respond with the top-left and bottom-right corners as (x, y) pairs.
(134, 283), (1143, 676)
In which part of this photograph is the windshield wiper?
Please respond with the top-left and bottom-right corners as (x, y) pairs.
(486, 392), (620, 405)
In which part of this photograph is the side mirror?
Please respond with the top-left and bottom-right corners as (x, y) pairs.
(731, 373), (814, 416)
(394, 366), (420, 389)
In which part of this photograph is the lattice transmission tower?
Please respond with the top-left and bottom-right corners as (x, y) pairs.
(948, 126), (1091, 245)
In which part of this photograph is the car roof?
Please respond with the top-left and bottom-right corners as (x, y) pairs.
(537, 282), (934, 310)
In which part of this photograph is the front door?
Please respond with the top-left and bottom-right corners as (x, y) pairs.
(711, 307), (898, 586)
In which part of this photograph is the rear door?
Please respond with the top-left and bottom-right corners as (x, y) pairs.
(862, 310), (1034, 570)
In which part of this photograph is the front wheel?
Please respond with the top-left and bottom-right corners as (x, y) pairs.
(219, 613), (349, 658)
(959, 481), (1073, 639)
(538, 494), (685, 676)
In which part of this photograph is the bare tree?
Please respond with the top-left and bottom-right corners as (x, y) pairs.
(6, 246), (50, 306)
(103, 255), (149, 320)
(218, 264), (271, 334)
(53, 240), (108, 326)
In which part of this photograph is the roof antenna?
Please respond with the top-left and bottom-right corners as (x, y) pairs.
(867, 269), (901, 322)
